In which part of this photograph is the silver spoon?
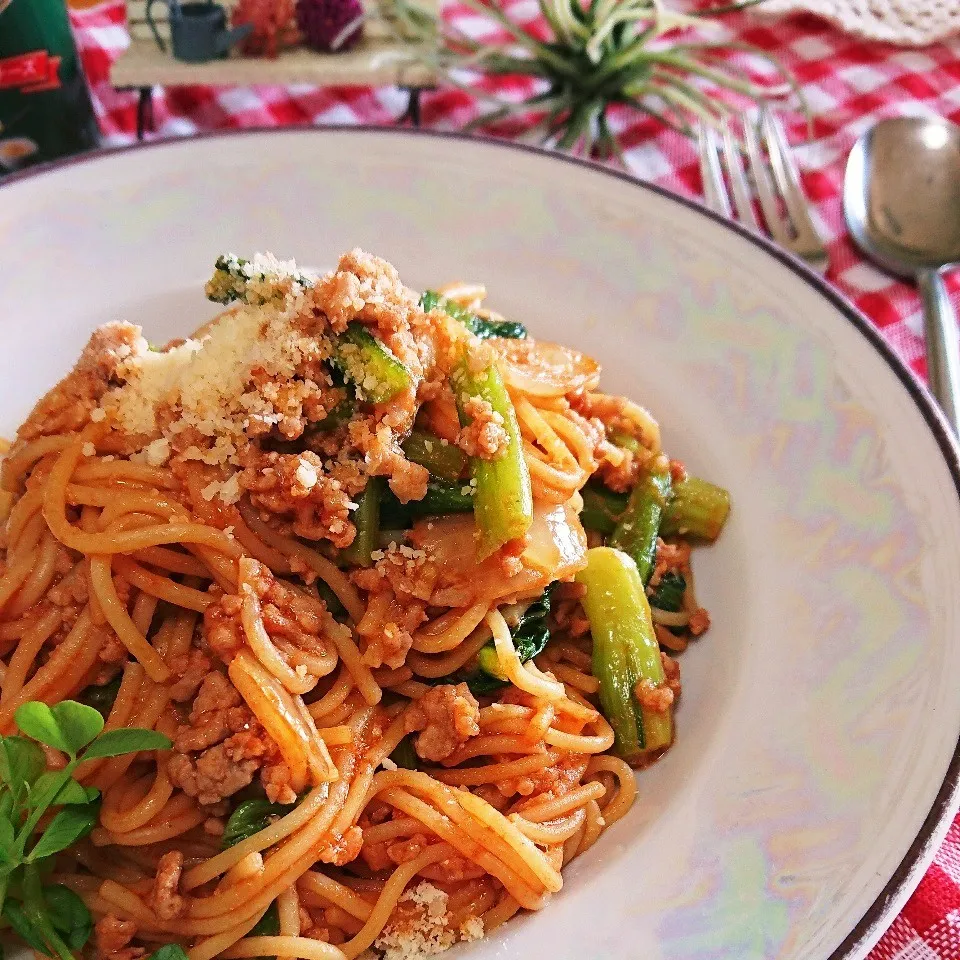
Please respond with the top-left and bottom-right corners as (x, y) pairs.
(843, 117), (960, 432)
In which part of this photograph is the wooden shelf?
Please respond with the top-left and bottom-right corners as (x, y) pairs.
(111, 37), (437, 89)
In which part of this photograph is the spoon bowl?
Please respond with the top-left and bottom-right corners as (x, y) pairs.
(844, 117), (960, 431)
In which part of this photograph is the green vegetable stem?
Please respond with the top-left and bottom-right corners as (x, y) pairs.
(420, 291), (527, 340)
(660, 475), (731, 541)
(577, 548), (673, 762)
(341, 477), (383, 568)
(609, 465), (672, 584)
(0, 700), (171, 960)
(401, 430), (467, 482)
(331, 324), (413, 405)
(453, 353), (533, 559)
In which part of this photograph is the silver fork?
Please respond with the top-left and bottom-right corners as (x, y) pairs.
(698, 108), (829, 273)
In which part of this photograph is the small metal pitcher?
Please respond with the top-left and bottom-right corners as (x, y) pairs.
(146, 0), (252, 62)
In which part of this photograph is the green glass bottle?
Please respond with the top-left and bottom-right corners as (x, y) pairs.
(0, 0), (101, 175)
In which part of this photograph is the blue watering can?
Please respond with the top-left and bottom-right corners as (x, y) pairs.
(146, 0), (252, 63)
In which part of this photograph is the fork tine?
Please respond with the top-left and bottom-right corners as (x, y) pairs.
(743, 116), (792, 247)
(760, 107), (827, 254)
(719, 119), (759, 230)
(697, 125), (732, 218)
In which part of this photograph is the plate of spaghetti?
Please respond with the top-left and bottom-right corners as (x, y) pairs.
(2, 130), (960, 960)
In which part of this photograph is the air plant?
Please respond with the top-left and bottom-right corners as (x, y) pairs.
(380, 0), (800, 162)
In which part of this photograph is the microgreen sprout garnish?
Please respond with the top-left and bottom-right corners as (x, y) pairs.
(0, 700), (171, 960)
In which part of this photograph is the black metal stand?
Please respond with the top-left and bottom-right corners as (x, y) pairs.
(127, 84), (423, 138)
(136, 86), (154, 140)
(398, 87), (425, 127)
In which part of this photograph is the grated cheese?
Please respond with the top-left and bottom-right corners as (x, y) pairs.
(295, 457), (318, 491)
(374, 882), (456, 960)
(81, 442), (95, 457)
(144, 438), (171, 466)
(103, 256), (331, 468)
(459, 917), (484, 942)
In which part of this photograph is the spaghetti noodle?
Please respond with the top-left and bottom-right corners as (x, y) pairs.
(0, 250), (728, 960)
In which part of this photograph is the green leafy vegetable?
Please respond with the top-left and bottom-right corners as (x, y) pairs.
(0, 701), (172, 960)
(473, 585), (556, 689)
(420, 291), (527, 340)
(388, 738), (419, 770)
(379, 480), (475, 529)
(3, 901), (47, 954)
(145, 945), (191, 960)
(249, 903), (280, 937)
(649, 571), (686, 613)
(431, 586), (557, 695)
(80, 677), (121, 717)
(28, 805), (99, 862)
(221, 797), (292, 850)
(0, 738), (45, 805)
(579, 483), (629, 536)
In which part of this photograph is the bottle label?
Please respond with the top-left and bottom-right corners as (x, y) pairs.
(0, 50), (62, 93)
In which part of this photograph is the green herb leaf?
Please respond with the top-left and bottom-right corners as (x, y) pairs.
(27, 804), (98, 861)
(0, 736), (46, 798)
(3, 901), (48, 954)
(79, 728), (172, 762)
(221, 798), (290, 850)
(0, 817), (16, 867)
(27, 772), (99, 809)
(44, 885), (93, 950)
(145, 947), (190, 960)
(14, 701), (104, 756)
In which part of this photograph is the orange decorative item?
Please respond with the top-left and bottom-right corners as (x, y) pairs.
(232, 0), (301, 57)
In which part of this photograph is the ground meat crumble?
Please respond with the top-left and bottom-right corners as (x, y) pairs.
(405, 683), (481, 763)
(456, 395), (508, 460)
(94, 916), (144, 960)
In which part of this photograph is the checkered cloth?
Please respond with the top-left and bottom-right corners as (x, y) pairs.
(69, 3), (960, 956)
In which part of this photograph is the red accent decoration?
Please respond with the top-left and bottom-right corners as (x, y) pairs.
(0, 50), (49, 89)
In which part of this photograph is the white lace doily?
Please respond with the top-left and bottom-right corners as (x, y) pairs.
(755, 0), (960, 46)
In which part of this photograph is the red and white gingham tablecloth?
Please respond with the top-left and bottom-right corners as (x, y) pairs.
(65, 3), (960, 956)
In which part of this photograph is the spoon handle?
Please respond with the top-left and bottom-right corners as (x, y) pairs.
(918, 268), (960, 435)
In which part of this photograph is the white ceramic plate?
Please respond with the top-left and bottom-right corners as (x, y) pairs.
(4, 130), (960, 960)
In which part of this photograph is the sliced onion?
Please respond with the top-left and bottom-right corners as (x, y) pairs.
(521, 500), (587, 580)
(408, 500), (586, 602)
(492, 339), (601, 398)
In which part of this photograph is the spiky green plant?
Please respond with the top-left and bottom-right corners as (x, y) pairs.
(380, 0), (800, 161)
